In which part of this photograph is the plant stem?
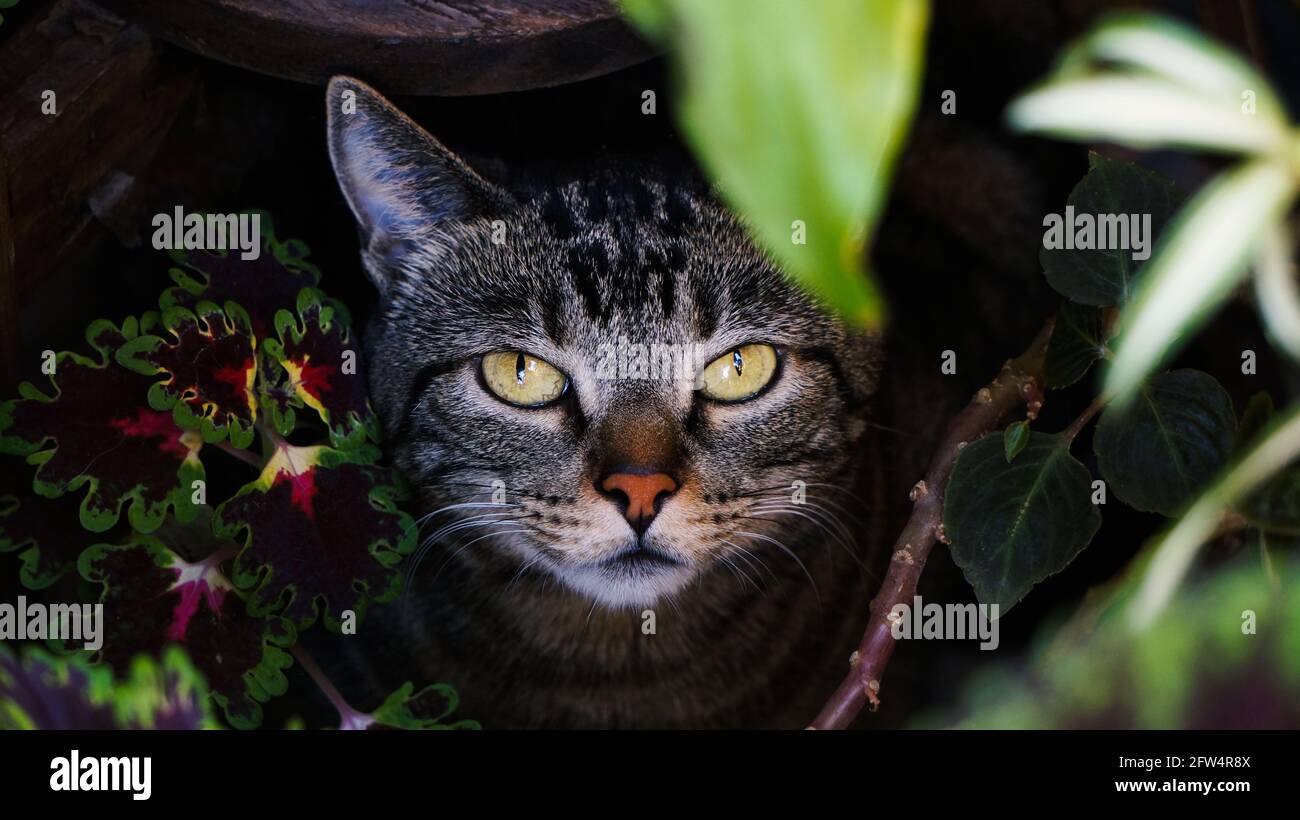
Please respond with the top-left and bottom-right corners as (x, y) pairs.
(216, 441), (263, 469)
(1061, 397), (1106, 442)
(808, 318), (1055, 730)
(291, 644), (372, 730)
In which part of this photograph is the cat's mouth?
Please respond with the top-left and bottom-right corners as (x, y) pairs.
(597, 542), (686, 573)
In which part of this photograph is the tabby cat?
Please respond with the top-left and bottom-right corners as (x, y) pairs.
(322, 76), (885, 728)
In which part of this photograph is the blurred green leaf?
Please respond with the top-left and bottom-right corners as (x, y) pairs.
(936, 556), (1300, 729)
(945, 432), (1101, 613)
(1129, 401), (1300, 629)
(620, 0), (929, 325)
(1094, 369), (1236, 516)
(1105, 159), (1296, 405)
(1009, 14), (1291, 155)
(1040, 154), (1181, 306)
(1253, 224), (1300, 361)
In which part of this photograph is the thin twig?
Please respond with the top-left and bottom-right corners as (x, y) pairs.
(808, 319), (1055, 730)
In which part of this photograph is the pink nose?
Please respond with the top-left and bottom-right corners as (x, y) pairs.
(600, 472), (678, 535)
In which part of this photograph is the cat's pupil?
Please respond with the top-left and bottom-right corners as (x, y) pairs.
(515, 352), (526, 385)
(732, 349), (744, 376)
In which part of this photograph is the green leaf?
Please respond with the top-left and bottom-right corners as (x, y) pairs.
(1003, 421), (1030, 462)
(944, 431), (1101, 613)
(1237, 391), (1275, 452)
(1043, 300), (1110, 389)
(365, 682), (480, 730)
(1105, 159), (1296, 405)
(619, 0), (929, 325)
(1040, 154), (1180, 306)
(1094, 369), (1236, 516)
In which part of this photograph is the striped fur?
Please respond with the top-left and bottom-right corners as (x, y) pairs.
(323, 77), (885, 728)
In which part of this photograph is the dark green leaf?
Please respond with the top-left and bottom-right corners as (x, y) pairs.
(1237, 391), (1275, 452)
(1003, 421), (1030, 462)
(1094, 369), (1236, 516)
(1043, 300), (1109, 389)
(1041, 153), (1181, 306)
(945, 431), (1101, 613)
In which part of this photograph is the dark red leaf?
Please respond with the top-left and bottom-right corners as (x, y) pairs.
(0, 318), (205, 533)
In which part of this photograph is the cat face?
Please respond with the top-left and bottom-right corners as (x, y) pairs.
(327, 77), (881, 609)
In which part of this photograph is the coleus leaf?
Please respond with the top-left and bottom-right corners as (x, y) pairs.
(0, 478), (100, 589)
(116, 302), (259, 448)
(945, 431), (1101, 613)
(79, 535), (295, 729)
(1040, 152), (1181, 306)
(1, 644), (216, 730)
(215, 442), (415, 630)
(159, 212), (322, 340)
(262, 288), (379, 449)
(0, 318), (205, 533)
(1093, 369), (1236, 516)
(361, 682), (480, 730)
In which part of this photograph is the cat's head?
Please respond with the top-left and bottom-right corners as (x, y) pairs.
(326, 77), (882, 609)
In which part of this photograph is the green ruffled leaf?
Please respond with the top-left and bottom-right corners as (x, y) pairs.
(159, 211), (322, 340)
(1094, 369), (1236, 516)
(0, 318), (205, 533)
(364, 682), (480, 730)
(945, 431), (1101, 613)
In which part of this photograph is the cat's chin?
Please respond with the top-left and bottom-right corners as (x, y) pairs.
(550, 557), (697, 610)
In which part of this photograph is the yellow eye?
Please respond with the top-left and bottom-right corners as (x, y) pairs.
(696, 344), (778, 402)
(481, 351), (568, 407)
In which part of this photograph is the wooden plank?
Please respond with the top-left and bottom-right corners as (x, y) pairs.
(97, 0), (658, 95)
(0, 0), (193, 381)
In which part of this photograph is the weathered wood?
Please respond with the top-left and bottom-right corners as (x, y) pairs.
(97, 0), (658, 95)
(0, 0), (194, 382)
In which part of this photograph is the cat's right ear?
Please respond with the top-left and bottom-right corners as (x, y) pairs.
(326, 76), (509, 289)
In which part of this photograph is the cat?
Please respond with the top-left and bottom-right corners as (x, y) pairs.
(320, 76), (886, 728)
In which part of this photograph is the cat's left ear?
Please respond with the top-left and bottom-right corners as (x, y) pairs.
(326, 75), (510, 284)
